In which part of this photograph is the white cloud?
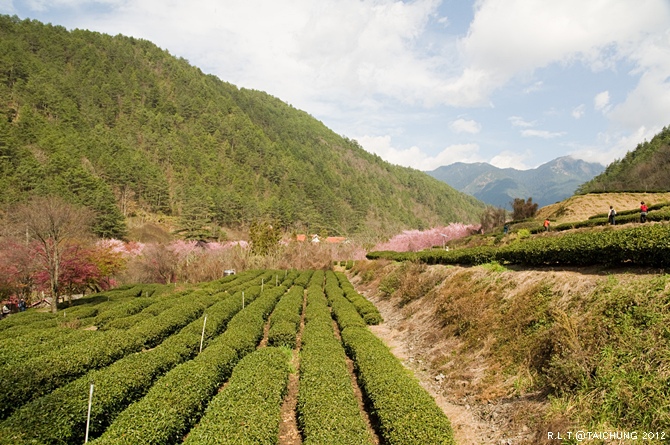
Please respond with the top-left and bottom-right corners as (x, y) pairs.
(569, 126), (656, 166)
(523, 81), (543, 94)
(453, 0), (670, 106)
(594, 91), (610, 112)
(607, 32), (670, 132)
(355, 135), (483, 171)
(449, 118), (481, 134)
(521, 129), (566, 139)
(572, 104), (586, 119)
(490, 151), (531, 170)
(509, 116), (535, 128)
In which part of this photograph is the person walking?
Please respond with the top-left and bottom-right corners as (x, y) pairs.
(608, 206), (616, 225)
(640, 201), (648, 223)
(543, 218), (550, 232)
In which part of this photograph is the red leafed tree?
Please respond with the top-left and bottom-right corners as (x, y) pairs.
(0, 238), (38, 301)
(10, 196), (94, 313)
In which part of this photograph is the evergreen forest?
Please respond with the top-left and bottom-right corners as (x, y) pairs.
(0, 15), (484, 240)
(578, 125), (670, 194)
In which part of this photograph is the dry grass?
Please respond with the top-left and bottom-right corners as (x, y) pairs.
(349, 260), (670, 444)
(536, 192), (670, 224)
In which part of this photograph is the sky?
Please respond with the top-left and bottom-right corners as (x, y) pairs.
(2, 0), (670, 171)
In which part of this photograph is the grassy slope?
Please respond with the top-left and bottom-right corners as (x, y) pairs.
(349, 261), (669, 444)
(537, 192), (670, 224)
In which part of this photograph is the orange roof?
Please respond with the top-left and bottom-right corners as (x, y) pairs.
(325, 236), (347, 244)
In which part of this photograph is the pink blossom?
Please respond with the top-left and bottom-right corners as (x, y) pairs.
(372, 224), (477, 252)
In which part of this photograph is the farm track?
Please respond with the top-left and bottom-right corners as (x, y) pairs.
(278, 288), (306, 445)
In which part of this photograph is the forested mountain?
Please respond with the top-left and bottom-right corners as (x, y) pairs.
(426, 156), (604, 209)
(0, 15), (484, 240)
(577, 126), (670, 194)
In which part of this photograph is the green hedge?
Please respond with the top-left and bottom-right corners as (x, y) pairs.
(335, 272), (383, 325)
(0, 284), (255, 444)
(0, 289), (217, 420)
(341, 327), (456, 445)
(369, 224), (670, 268)
(297, 272), (372, 445)
(267, 281), (305, 348)
(91, 273), (297, 445)
(182, 347), (291, 445)
(329, 285), (456, 445)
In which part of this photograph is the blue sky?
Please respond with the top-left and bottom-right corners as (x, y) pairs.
(3, 0), (670, 171)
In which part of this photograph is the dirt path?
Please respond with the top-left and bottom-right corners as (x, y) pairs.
(361, 283), (545, 445)
(278, 290), (306, 445)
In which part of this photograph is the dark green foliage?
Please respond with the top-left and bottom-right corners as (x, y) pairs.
(0, 281), (250, 445)
(90, 273), (297, 445)
(182, 347), (291, 445)
(369, 224), (670, 268)
(267, 284), (304, 348)
(578, 126), (670, 193)
(335, 272), (383, 325)
(511, 197), (538, 220)
(298, 273), (373, 445)
(328, 275), (456, 444)
(0, 289), (216, 420)
(0, 15), (483, 238)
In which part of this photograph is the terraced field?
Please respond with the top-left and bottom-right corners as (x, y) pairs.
(0, 270), (455, 445)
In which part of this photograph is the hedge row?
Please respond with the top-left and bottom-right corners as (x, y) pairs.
(330, 286), (456, 445)
(323, 272), (367, 330)
(0, 303), (102, 338)
(0, 283), (258, 444)
(335, 271), (383, 325)
(0, 328), (97, 368)
(369, 224), (670, 268)
(91, 273), (297, 445)
(182, 347), (292, 445)
(0, 289), (218, 420)
(267, 282), (305, 348)
(297, 272), (373, 445)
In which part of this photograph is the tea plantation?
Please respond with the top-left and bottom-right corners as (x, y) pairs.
(0, 270), (454, 445)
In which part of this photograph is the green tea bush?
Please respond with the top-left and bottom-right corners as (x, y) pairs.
(328, 286), (456, 445)
(182, 347), (291, 445)
(0, 285), (250, 444)
(267, 284), (304, 348)
(335, 272), (383, 325)
(298, 277), (372, 445)
(91, 274), (297, 445)
(0, 290), (217, 420)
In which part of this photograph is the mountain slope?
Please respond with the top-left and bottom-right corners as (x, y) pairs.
(577, 126), (670, 193)
(426, 156), (604, 209)
(0, 15), (484, 239)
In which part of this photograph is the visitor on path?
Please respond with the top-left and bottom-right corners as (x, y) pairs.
(1, 305), (9, 318)
(640, 201), (648, 223)
(543, 219), (550, 232)
(608, 206), (616, 225)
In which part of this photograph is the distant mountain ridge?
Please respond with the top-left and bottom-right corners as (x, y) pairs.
(426, 157), (605, 209)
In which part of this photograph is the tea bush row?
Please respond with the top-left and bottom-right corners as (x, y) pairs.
(182, 347), (291, 445)
(297, 271), (372, 445)
(91, 272), (297, 445)
(330, 286), (456, 445)
(335, 271), (383, 325)
(369, 225), (670, 268)
(0, 289), (217, 420)
(0, 280), (261, 444)
(267, 278), (306, 348)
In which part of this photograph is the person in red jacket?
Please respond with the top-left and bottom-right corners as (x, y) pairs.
(640, 201), (648, 223)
